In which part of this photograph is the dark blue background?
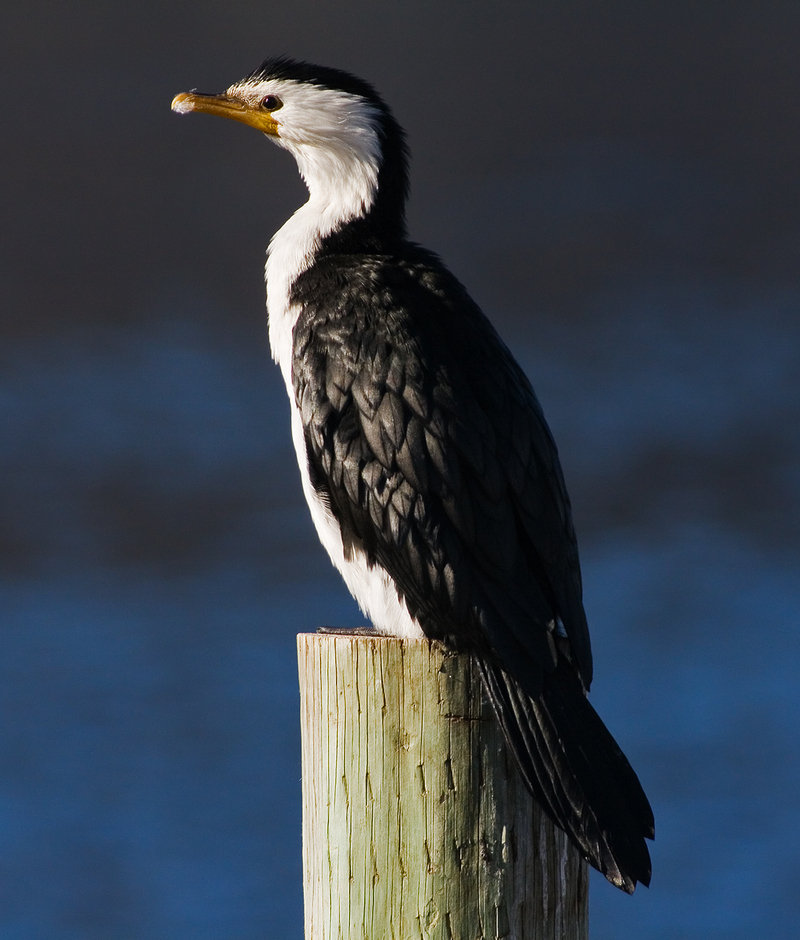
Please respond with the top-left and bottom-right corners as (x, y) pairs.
(2, 3), (799, 937)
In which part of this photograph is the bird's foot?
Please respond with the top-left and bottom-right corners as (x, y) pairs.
(317, 626), (380, 636)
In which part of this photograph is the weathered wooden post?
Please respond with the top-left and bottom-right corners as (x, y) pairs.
(298, 633), (588, 940)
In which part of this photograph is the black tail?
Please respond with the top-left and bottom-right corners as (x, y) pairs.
(479, 656), (654, 893)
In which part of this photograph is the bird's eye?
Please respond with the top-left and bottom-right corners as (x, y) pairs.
(261, 95), (283, 112)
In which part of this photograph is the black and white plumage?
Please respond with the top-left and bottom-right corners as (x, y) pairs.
(172, 57), (654, 892)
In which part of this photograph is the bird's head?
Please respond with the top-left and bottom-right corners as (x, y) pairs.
(172, 57), (409, 236)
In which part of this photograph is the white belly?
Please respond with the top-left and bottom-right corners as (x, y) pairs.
(287, 392), (424, 639)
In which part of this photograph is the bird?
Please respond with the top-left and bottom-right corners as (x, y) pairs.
(172, 56), (654, 892)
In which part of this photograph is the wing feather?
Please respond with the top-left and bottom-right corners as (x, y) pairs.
(292, 249), (583, 680)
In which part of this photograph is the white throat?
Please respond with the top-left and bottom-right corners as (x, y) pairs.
(249, 80), (382, 386)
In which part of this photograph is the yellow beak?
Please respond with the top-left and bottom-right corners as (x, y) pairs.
(171, 91), (281, 137)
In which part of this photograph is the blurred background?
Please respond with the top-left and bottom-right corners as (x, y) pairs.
(2, 1), (799, 937)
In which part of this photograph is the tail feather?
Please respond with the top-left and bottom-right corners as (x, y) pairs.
(478, 657), (654, 893)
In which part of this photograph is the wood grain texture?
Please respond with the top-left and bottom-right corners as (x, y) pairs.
(298, 633), (588, 940)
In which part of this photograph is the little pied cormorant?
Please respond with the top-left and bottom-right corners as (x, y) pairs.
(172, 56), (654, 892)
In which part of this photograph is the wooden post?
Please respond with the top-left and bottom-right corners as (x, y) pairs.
(298, 633), (588, 940)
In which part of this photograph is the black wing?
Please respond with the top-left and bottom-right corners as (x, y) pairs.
(293, 247), (591, 687)
(291, 247), (653, 890)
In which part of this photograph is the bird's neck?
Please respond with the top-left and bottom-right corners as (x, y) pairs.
(266, 141), (406, 384)
(266, 153), (377, 382)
